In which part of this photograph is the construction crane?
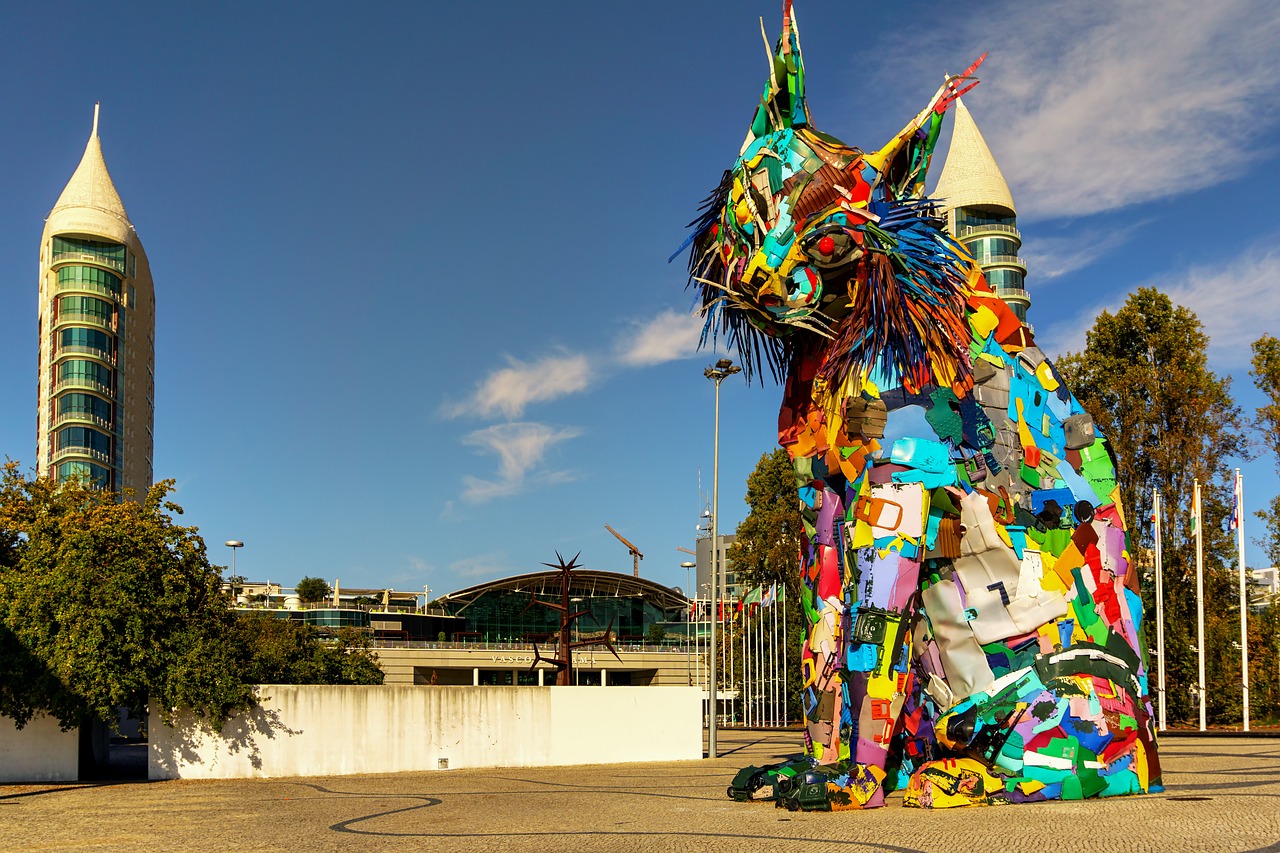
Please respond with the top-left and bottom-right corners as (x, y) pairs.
(604, 523), (644, 578)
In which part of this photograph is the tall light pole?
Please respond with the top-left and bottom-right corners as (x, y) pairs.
(681, 561), (696, 685)
(225, 540), (244, 602)
(704, 357), (740, 758)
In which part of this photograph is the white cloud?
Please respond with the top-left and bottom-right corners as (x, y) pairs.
(445, 353), (591, 419)
(1164, 246), (1280, 366)
(1020, 223), (1145, 281)
(450, 551), (514, 579)
(969, 0), (1280, 220)
(616, 309), (704, 366)
(1034, 242), (1280, 365)
(460, 422), (582, 502)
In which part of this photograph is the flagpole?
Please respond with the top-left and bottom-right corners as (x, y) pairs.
(782, 584), (788, 727)
(1154, 487), (1166, 731)
(1237, 469), (1250, 732)
(742, 599), (748, 726)
(772, 586), (778, 727)
(1195, 479), (1206, 732)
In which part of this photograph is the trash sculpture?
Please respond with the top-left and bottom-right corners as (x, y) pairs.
(677, 1), (1162, 810)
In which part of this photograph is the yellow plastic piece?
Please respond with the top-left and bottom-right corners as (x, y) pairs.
(1135, 740), (1150, 790)
(1035, 361), (1060, 391)
(969, 305), (999, 339)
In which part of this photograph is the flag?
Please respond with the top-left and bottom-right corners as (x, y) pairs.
(1227, 473), (1241, 532)
(763, 582), (777, 607)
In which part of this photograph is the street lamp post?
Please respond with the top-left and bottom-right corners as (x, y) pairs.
(704, 357), (740, 758)
(681, 561), (696, 685)
(225, 540), (244, 601)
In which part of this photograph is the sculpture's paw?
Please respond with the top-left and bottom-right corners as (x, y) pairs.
(772, 763), (888, 811)
(904, 758), (1007, 809)
(727, 756), (813, 802)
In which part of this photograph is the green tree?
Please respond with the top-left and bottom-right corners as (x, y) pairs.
(0, 463), (255, 730)
(726, 448), (806, 722)
(1247, 334), (1280, 723)
(238, 615), (383, 685)
(1250, 335), (1280, 566)
(295, 576), (331, 604)
(645, 623), (667, 645)
(1055, 288), (1248, 724)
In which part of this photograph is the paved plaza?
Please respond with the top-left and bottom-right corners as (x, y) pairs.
(2, 731), (1278, 852)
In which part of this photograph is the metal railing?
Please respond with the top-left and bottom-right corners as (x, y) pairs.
(54, 345), (115, 364)
(51, 251), (126, 274)
(975, 254), (1026, 268)
(56, 280), (121, 300)
(52, 411), (114, 432)
(958, 223), (1020, 239)
(52, 312), (114, 331)
(53, 377), (113, 397)
(370, 638), (696, 655)
(51, 445), (111, 465)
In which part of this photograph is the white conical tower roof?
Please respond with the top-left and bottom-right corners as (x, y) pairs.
(934, 99), (1015, 214)
(49, 104), (131, 227)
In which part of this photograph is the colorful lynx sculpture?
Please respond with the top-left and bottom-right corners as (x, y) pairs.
(678, 2), (1161, 810)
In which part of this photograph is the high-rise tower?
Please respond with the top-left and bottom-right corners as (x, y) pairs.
(934, 99), (1030, 323)
(37, 106), (155, 496)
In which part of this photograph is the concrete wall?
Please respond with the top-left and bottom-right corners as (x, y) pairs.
(149, 685), (700, 780)
(0, 715), (79, 783)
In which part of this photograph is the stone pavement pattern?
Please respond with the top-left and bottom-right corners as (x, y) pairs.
(2, 732), (1278, 852)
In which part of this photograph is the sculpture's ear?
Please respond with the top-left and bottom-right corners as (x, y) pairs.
(864, 53), (987, 201)
(740, 0), (810, 154)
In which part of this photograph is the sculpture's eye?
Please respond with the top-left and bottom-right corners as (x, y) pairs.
(802, 226), (862, 269)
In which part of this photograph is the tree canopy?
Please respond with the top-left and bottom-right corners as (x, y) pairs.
(295, 576), (332, 604)
(1055, 288), (1250, 723)
(0, 464), (255, 730)
(237, 616), (383, 686)
(726, 448), (804, 596)
(726, 447), (805, 721)
(1250, 334), (1280, 566)
(0, 464), (383, 732)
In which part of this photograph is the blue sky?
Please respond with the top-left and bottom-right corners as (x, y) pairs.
(2, 0), (1279, 596)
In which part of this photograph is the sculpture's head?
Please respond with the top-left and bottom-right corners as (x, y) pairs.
(681, 2), (985, 394)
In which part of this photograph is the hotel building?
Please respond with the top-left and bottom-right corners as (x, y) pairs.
(934, 99), (1031, 323)
(36, 107), (154, 496)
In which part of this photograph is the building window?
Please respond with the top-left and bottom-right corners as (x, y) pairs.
(57, 265), (122, 296)
(56, 460), (112, 489)
(59, 327), (114, 360)
(986, 268), (1025, 293)
(965, 236), (1020, 261)
(58, 359), (113, 391)
(52, 236), (126, 273)
(59, 393), (112, 423)
(58, 426), (112, 457)
(956, 210), (1015, 230)
(58, 295), (114, 323)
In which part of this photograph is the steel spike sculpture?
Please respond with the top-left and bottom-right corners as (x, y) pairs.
(524, 552), (622, 686)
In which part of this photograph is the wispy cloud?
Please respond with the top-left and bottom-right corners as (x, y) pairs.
(445, 353), (591, 419)
(450, 551), (515, 579)
(616, 308), (704, 366)
(1035, 241), (1280, 365)
(1164, 246), (1280, 366)
(969, 0), (1280, 220)
(1020, 222), (1146, 281)
(461, 422), (582, 502)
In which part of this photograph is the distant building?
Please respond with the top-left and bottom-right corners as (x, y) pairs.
(226, 571), (697, 688)
(934, 99), (1030, 324)
(696, 533), (742, 601)
(1248, 567), (1279, 610)
(37, 107), (155, 496)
